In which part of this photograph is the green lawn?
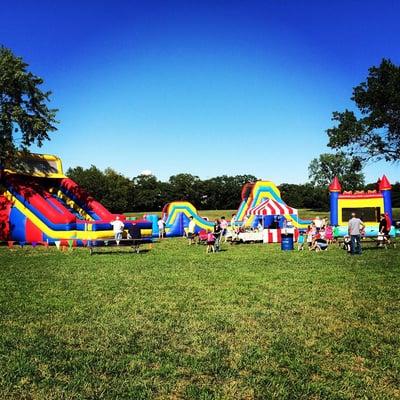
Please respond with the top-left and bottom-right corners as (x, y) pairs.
(1, 240), (400, 399)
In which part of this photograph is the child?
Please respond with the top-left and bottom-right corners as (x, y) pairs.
(297, 231), (305, 251)
(343, 235), (351, 253)
(220, 216), (229, 242)
(306, 225), (314, 250)
(325, 224), (333, 243)
(206, 232), (215, 253)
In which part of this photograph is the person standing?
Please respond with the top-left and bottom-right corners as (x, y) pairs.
(348, 212), (365, 255)
(313, 216), (322, 231)
(379, 214), (388, 235)
(206, 231), (216, 253)
(213, 219), (222, 252)
(379, 213), (391, 245)
(157, 217), (166, 239)
(110, 216), (125, 245)
(220, 216), (229, 242)
(306, 224), (315, 250)
(231, 213), (237, 229)
(188, 216), (197, 245)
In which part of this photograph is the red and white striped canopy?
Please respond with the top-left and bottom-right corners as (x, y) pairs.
(247, 198), (297, 216)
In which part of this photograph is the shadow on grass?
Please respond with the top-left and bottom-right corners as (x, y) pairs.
(90, 249), (150, 256)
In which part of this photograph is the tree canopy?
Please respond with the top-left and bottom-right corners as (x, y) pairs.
(0, 46), (58, 169)
(327, 59), (400, 162)
(308, 152), (365, 190)
(66, 165), (400, 213)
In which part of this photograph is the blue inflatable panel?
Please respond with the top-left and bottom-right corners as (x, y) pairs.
(9, 207), (27, 242)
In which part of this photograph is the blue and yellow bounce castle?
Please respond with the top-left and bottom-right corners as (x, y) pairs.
(329, 175), (395, 237)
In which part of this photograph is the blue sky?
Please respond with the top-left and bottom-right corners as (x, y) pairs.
(2, 1), (400, 184)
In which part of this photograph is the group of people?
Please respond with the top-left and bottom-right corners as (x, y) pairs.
(343, 212), (391, 254)
(298, 216), (334, 252)
(297, 212), (392, 255)
(187, 216), (229, 253)
(110, 216), (141, 244)
(114, 211), (392, 255)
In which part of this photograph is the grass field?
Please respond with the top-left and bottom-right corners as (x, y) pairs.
(1, 238), (400, 399)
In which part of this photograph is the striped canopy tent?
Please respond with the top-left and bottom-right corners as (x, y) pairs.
(247, 198), (297, 216)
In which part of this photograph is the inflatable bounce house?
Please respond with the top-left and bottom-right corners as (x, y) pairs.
(235, 181), (310, 230)
(148, 180), (311, 240)
(0, 153), (152, 245)
(329, 175), (396, 237)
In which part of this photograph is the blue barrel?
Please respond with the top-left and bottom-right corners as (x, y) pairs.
(281, 234), (294, 251)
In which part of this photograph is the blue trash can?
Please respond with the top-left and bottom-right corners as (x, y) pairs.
(281, 234), (294, 251)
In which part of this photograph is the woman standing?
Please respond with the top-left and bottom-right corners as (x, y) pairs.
(213, 219), (222, 252)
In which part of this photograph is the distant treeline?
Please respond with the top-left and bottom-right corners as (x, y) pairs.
(66, 166), (400, 213)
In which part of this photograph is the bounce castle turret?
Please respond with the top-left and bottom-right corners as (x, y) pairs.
(329, 175), (394, 237)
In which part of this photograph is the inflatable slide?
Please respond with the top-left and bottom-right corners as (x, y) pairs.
(235, 181), (311, 229)
(0, 154), (152, 244)
(147, 201), (214, 237)
(147, 180), (311, 237)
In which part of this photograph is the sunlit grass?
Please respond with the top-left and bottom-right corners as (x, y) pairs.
(0, 239), (399, 399)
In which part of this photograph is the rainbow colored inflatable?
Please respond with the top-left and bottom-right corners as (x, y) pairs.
(235, 181), (311, 229)
(148, 181), (311, 237)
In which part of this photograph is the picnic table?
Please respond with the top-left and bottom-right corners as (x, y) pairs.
(336, 235), (397, 250)
(87, 238), (152, 255)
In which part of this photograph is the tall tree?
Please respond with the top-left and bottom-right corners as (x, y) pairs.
(132, 174), (165, 211)
(327, 59), (400, 162)
(66, 166), (133, 213)
(308, 152), (364, 190)
(0, 46), (58, 169)
(167, 174), (202, 207)
(66, 166), (108, 201)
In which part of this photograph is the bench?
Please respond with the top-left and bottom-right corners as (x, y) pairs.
(336, 236), (397, 250)
(87, 238), (152, 255)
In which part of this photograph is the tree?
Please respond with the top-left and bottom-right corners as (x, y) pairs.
(132, 174), (165, 211)
(308, 152), (364, 190)
(101, 168), (133, 213)
(67, 166), (133, 213)
(327, 59), (400, 162)
(67, 166), (108, 201)
(0, 46), (58, 169)
(201, 175), (257, 210)
(278, 183), (329, 211)
(167, 174), (202, 207)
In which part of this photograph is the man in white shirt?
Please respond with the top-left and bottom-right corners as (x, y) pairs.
(110, 216), (124, 245)
(348, 212), (365, 255)
(157, 217), (166, 239)
(313, 216), (322, 230)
